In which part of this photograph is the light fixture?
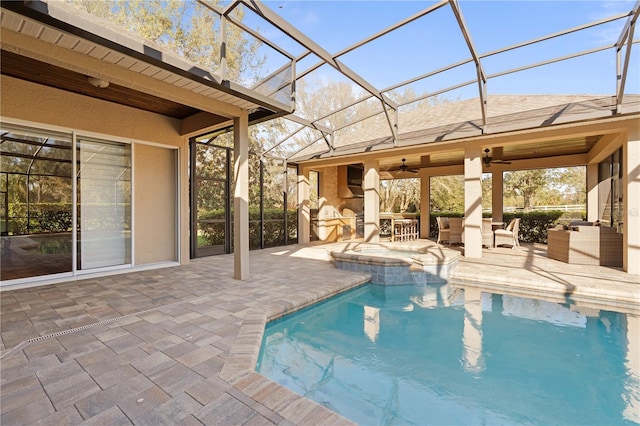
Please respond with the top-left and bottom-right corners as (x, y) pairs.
(87, 76), (109, 89)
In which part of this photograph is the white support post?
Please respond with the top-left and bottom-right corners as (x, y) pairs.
(233, 111), (250, 280)
(297, 167), (310, 244)
(364, 159), (380, 243)
(623, 138), (640, 274)
(464, 146), (483, 258)
(491, 170), (503, 223)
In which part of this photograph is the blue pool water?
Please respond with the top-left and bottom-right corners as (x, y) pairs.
(256, 284), (639, 425)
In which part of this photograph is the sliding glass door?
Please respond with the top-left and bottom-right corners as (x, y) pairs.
(0, 124), (133, 284)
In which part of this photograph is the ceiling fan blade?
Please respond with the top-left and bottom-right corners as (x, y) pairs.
(492, 160), (512, 164)
(396, 159), (420, 174)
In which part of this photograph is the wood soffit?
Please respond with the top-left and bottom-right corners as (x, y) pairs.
(1, 49), (202, 120)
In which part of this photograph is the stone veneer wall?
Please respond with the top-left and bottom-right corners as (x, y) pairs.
(332, 255), (459, 285)
(316, 166), (364, 241)
(319, 166), (363, 218)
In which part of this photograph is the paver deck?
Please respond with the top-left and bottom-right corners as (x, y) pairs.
(1, 241), (638, 425)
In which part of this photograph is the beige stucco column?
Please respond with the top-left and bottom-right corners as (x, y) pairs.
(586, 163), (599, 222)
(233, 111), (249, 280)
(363, 159), (380, 242)
(464, 146), (483, 258)
(623, 138), (640, 274)
(297, 167), (311, 245)
(180, 139), (190, 265)
(419, 172), (431, 238)
(491, 170), (503, 222)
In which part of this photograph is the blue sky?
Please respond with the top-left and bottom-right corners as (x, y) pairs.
(251, 1), (639, 98)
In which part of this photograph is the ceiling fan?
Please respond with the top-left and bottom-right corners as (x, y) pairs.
(398, 158), (419, 174)
(483, 149), (512, 167)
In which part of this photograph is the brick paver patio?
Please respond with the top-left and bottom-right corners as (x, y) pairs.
(1, 241), (638, 425)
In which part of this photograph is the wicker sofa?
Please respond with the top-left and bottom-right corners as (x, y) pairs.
(547, 225), (622, 267)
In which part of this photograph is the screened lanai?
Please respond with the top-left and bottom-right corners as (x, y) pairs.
(223, 0), (639, 273)
(2, 0), (640, 285)
(239, 0), (639, 162)
(16, 0), (631, 166)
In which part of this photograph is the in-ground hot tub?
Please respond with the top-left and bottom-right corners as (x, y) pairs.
(329, 242), (461, 285)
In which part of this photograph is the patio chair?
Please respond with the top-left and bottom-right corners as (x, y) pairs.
(448, 217), (464, 245)
(495, 218), (520, 248)
(436, 216), (450, 244)
(547, 224), (622, 266)
(481, 218), (493, 249)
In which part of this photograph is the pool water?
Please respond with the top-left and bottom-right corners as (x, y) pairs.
(256, 284), (639, 425)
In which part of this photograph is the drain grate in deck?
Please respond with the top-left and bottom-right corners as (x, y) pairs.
(0, 295), (207, 361)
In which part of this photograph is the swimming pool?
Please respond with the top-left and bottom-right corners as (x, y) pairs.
(256, 283), (639, 425)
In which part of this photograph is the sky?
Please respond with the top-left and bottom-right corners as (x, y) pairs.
(241, 0), (640, 99)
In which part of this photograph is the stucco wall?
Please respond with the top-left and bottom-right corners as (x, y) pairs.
(1, 76), (189, 266)
(134, 144), (178, 265)
(0, 76), (182, 142)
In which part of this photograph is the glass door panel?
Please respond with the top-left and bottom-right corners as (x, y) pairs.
(77, 138), (131, 270)
(1, 125), (73, 282)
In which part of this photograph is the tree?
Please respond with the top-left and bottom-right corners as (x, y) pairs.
(504, 169), (548, 210)
(67, 0), (264, 82)
(553, 167), (586, 204)
(481, 173), (492, 210)
(430, 175), (464, 212)
(380, 179), (420, 213)
(503, 167), (586, 209)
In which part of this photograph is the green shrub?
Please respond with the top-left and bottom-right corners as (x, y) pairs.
(198, 207), (297, 250)
(40, 208), (73, 232)
(8, 203), (73, 234)
(503, 210), (564, 244)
